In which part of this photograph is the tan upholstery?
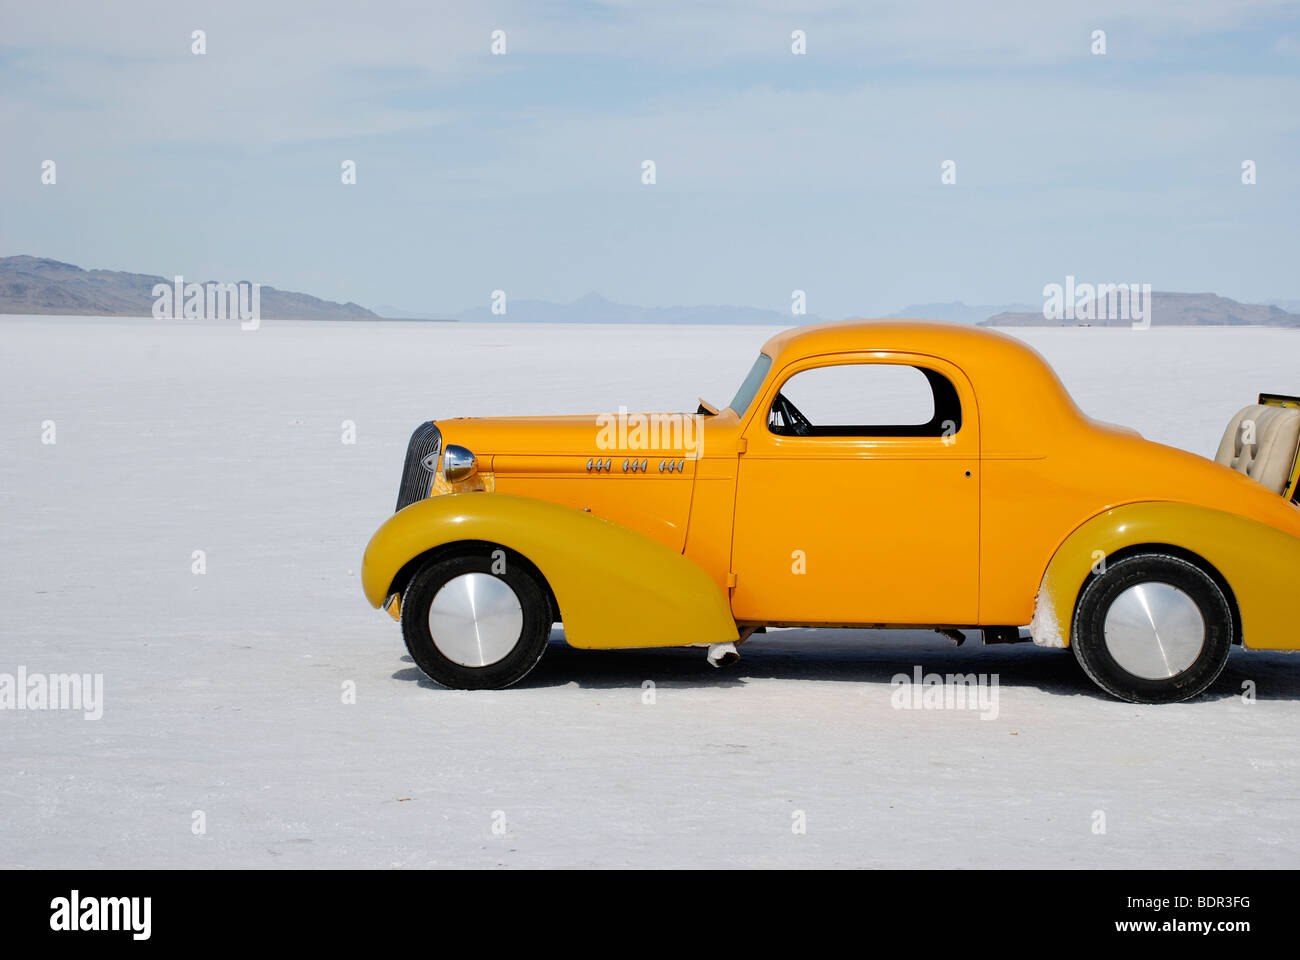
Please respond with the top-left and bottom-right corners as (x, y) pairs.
(1215, 404), (1300, 495)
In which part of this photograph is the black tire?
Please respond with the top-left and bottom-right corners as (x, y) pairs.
(1071, 552), (1232, 703)
(400, 550), (552, 690)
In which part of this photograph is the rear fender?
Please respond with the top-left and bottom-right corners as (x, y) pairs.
(1031, 501), (1300, 651)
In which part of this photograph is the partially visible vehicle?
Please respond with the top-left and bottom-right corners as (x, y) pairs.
(362, 321), (1300, 702)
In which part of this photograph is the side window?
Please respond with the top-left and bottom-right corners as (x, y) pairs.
(768, 363), (962, 438)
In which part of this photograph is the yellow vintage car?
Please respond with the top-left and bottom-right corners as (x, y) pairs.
(362, 320), (1300, 702)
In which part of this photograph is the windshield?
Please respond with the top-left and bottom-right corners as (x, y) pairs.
(728, 353), (772, 416)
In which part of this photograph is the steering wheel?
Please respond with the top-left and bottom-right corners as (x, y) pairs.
(771, 392), (813, 436)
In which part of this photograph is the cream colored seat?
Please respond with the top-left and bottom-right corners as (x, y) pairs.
(1215, 404), (1300, 495)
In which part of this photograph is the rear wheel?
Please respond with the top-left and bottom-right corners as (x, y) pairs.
(1071, 552), (1232, 703)
(401, 550), (551, 690)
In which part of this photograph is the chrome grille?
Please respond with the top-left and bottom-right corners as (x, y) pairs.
(395, 421), (442, 512)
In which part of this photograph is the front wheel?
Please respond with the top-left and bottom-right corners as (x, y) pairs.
(401, 550), (552, 690)
(1071, 552), (1233, 703)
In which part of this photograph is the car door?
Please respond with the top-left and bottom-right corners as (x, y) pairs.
(729, 352), (980, 626)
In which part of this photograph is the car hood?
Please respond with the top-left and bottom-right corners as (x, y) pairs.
(436, 411), (718, 459)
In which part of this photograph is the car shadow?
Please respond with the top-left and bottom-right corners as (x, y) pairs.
(390, 627), (1300, 702)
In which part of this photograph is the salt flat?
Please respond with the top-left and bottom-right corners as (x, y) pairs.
(1, 315), (1298, 868)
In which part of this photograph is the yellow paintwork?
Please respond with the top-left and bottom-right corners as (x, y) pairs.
(365, 319), (1300, 650)
(1033, 501), (1300, 650)
(361, 492), (738, 649)
(731, 350), (979, 625)
(431, 467), (494, 497)
(430, 415), (702, 553)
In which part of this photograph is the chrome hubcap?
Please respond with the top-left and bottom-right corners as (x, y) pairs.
(1103, 582), (1205, 680)
(428, 573), (523, 668)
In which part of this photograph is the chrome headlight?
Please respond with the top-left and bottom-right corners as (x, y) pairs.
(442, 444), (477, 482)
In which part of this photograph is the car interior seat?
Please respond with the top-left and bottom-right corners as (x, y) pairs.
(1215, 401), (1300, 497)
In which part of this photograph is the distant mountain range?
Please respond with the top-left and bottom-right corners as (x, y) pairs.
(455, 291), (820, 325)
(0, 256), (379, 321)
(982, 292), (1300, 327)
(893, 301), (1039, 325)
(3, 255), (1299, 328)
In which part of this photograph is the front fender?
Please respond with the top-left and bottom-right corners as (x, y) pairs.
(361, 493), (738, 650)
(1031, 501), (1300, 651)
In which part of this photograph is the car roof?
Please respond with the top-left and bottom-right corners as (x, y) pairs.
(757, 319), (1084, 457)
(760, 319), (1043, 371)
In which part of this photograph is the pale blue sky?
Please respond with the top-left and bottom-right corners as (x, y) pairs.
(2, 0), (1298, 317)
